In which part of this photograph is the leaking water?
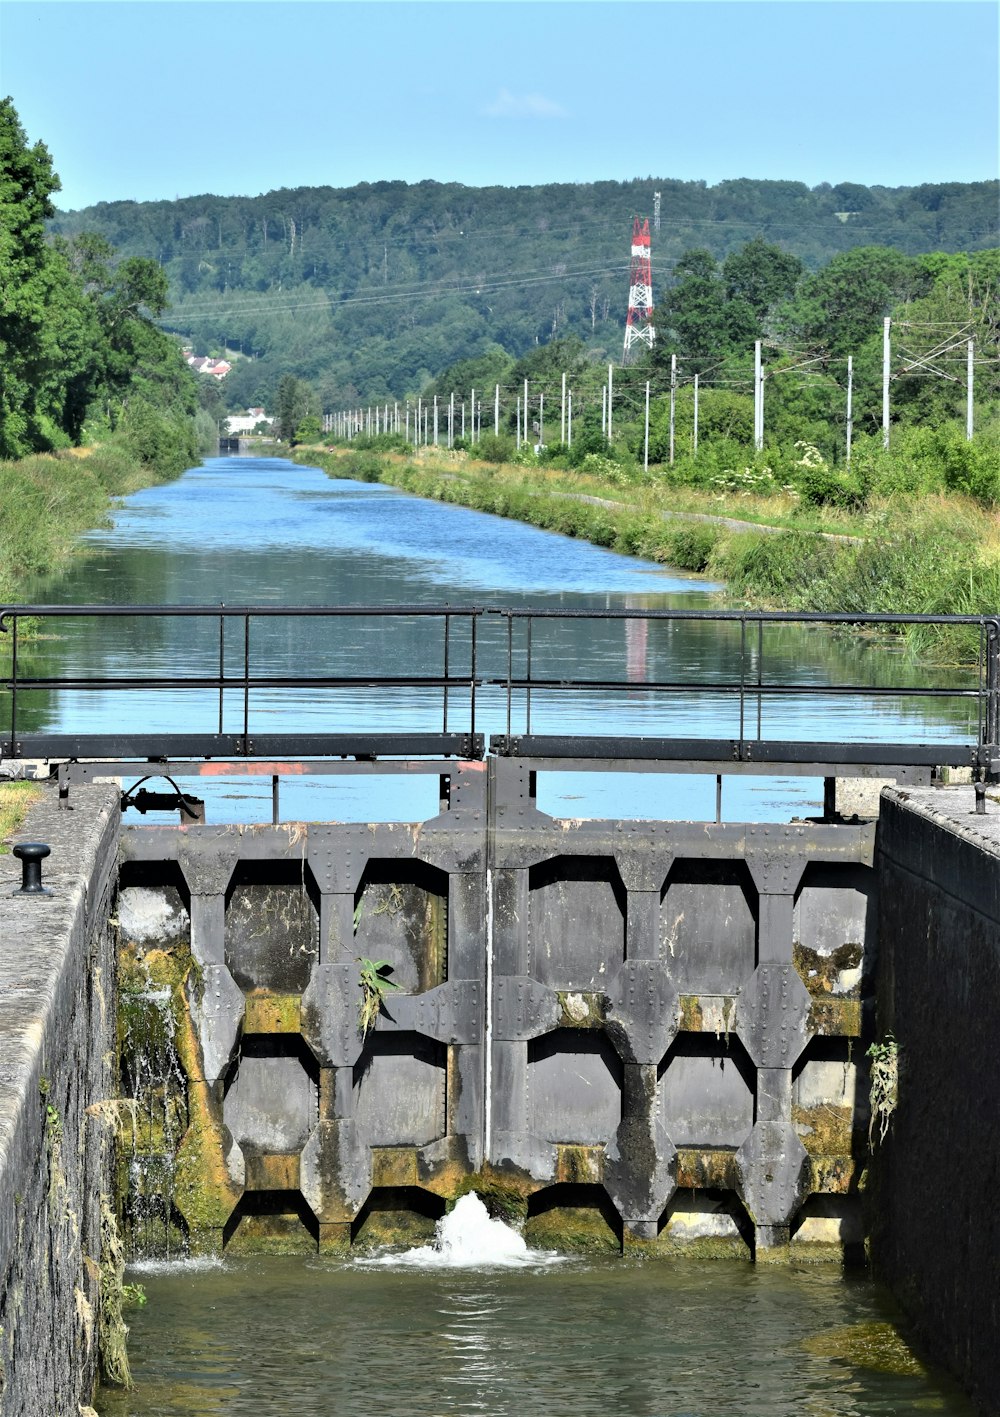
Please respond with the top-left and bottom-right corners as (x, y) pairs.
(117, 959), (188, 1260)
(361, 1193), (560, 1269)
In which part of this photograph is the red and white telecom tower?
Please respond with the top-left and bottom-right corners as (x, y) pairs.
(622, 216), (655, 364)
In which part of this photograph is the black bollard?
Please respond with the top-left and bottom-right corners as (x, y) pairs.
(975, 781), (987, 816)
(11, 843), (52, 896)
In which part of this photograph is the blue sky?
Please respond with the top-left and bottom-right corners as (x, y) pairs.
(1, 1), (997, 211)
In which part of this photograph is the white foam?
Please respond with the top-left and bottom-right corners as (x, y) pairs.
(129, 1255), (225, 1276)
(362, 1193), (562, 1269)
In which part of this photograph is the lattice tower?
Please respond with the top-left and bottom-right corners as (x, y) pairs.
(622, 217), (655, 364)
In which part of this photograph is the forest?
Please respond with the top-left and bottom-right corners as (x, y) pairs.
(46, 172), (998, 413)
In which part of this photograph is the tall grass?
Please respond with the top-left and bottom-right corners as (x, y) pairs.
(0, 439), (193, 603)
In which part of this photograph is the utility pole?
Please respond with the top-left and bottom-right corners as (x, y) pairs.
(669, 353), (677, 466)
(644, 381), (650, 472)
(846, 356), (853, 466)
(608, 364), (613, 442)
(601, 385), (607, 435)
(754, 340), (763, 452)
(567, 390), (573, 448)
(561, 371), (566, 445)
(416, 398), (422, 447)
(470, 389), (475, 443)
(882, 317), (891, 450)
(693, 374), (699, 455)
(538, 393), (544, 449)
(494, 384), (500, 437)
(516, 396), (521, 450)
(449, 392), (455, 449)
(433, 395), (439, 447)
(967, 340), (975, 440)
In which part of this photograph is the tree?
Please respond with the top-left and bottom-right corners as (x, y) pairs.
(785, 247), (926, 357)
(722, 237), (803, 321)
(274, 374), (318, 442)
(658, 250), (729, 370)
(0, 97), (86, 456)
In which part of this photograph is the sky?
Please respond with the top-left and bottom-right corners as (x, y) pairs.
(1, 0), (997, 212)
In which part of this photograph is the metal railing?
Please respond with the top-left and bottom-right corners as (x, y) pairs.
(2, 604), (998, 774)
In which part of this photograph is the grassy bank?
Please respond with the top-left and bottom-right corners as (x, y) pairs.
(0, 440), (196, 603)
(296, 445), (1000, 664)
(0, 781), (43, 852)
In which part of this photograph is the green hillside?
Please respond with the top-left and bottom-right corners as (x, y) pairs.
(48, 176), (999, 408)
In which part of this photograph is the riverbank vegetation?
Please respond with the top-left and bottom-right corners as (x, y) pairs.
(0, 99), (209, 600)
(0, 442), (201, 602)
(0, 781), (43, 852)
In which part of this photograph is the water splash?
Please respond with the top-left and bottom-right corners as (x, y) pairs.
(129, 1255), (224, 1276)
(363, 1193), (562, 1269)
(118, 955), (190, 1260)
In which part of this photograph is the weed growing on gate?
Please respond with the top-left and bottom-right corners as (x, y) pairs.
(357, 957), (401, 1039)
(867, 1035), (899, 1146)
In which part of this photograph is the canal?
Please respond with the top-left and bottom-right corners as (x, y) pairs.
(10, 454), (978, 1415)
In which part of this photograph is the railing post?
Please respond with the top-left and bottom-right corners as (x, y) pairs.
(9, 614), (17, 757)
(985, 618), (1000, 774)
(506, 612), (513, 736)
(218, 606), (225, 735)
(738, 615), (747, 748)
(242, 610), (251, 755)
(443, 613), (450, 734)
(756, 619), (764, 741)
(526, 617), (533, 735)
(469, 611), (477, 739)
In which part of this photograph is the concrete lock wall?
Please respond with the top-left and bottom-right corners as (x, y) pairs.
(117, 761), (877, 1260)
(0, 787), (119, 1417)
(873, 786), (1000, 1415)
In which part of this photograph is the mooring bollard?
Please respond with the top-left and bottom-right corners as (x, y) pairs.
(975, 781), (987, 816)
(11, 842), (52, 896)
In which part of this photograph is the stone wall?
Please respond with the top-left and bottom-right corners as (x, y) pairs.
(0, 787), (119, 1417)
(874, 786), (1000, 1417)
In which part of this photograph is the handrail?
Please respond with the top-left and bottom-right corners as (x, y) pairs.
(2, 604), (998, 773)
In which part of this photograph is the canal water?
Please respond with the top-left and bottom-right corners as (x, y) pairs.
(9, 455), (977, 1414)
(12, 455), (977, 825)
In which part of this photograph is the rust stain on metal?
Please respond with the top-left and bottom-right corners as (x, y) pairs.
(197, 761), (307, 777)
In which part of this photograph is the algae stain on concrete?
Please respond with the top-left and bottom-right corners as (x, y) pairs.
(803, 1321), (926, 1378)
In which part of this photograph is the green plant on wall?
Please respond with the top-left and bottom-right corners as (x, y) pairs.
(357, 957), (400, 1039)
(867, 1035), (899, 1146)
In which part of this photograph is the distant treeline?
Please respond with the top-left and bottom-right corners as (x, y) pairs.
(47, 174), (999, 409)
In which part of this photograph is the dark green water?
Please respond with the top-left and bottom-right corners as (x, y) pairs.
(97, 1255), (974, 1416)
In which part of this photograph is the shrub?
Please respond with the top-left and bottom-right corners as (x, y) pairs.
(475, 432), (514, 464)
